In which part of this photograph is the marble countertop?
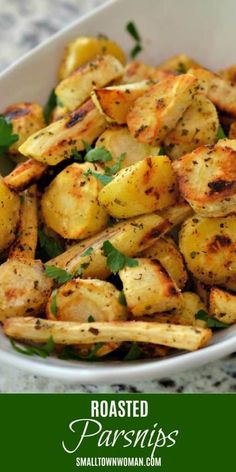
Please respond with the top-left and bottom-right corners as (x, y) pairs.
(0, 0), (236, 393)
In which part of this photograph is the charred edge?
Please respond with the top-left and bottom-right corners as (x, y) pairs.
(208, 234), (232, 253)
(4, 108), (30, 120)
(208, 179), (235, 193)
(141, 220), (170, 246)
(89, 327), (99, 336)
(66, 109), (88, 128)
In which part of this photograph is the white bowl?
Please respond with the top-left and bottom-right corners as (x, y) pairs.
(1, 0), (236, 383)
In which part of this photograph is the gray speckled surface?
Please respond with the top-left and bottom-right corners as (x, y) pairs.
(0, 0), (236, 393)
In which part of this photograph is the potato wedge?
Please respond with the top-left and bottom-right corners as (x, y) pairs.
(91, 81), (151, 124)
(49, 213), (171, 277)
(156, 54), (201, 73)
(3, 102), (45, 155)
(189, 67), (236, 116)
(173, 141), (236, 216)
(19, 100), (107, 165)
(4, 159), (46, 192)
(209, 287), (236, 324)
(47, 278), (127, 322)
(51, 104), (69, 122)
(56, 55), (124, 112)
(59, 36), (126, 80)
(96, 127), (160, 168)
(127, 74), (199, 144)
(141, 236), (187, 289)
(99, 156), (177, 218)
(41, 162), (108, 239)
(0, 176), (20, 252)
(153, 292), (207, 328)
(4, 317), (212, 351)
(119, 258), (183, 316)
(164, 94), (219, 159)
(179, 214), (236, 288)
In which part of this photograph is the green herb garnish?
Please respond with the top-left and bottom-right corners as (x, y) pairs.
(44, 88), (57, 124)
(81, 247), (94, 257)
(71, 148), (83, 162)
(0, 116), (19, 156)
(158, 146), (165, 155)
(45, 265), (73, 284)
(216, 125), (226, 140)
(102, 240), (139, 274)
(38, 228), (64, 259)
(105, 153), (126, 175)
(126, 21), (143, 59)
(177, 63), (187, 74)
(50, 290), (58, 316)
(118, 290), (127, 306)
(88, 315), (95, 322)
(85, 146), (113, 163)
(59, 343), (104, 361)
(10, 336), (55, 358)
(124, 343), (142, 361)
(83, 168), (113, 185)
(195, 309), (229, 328)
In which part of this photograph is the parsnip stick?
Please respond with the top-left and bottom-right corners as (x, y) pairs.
(9, 185), (38, 260)
(49, 213), (171, 278)
(4, 159), (46, 192)
(4, 318), (212, 351)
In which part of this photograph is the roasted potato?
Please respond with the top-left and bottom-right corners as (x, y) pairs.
(19, 100), (107, 165)
(50, 212), (172, 277)
(173, 141), (236, 216)
(59, 35), (126, 80)
(51, 104), (69, 122)
(209, 287), (236, 324)
(0, 177), (20, 252)
(4, 317), (211, 351)
(179, 214), (236, 289)
(164, 94), (219, 159)
(91, 81), (151, 124)
(41, 162), (108, 239)
(3, 102), (45, 156)
(127, 74), (199, 144)
(56, 55), (124, 112)
(141, 236), (187, 289)
(156, 54), (201, 73)
(99, 156), (177, 218)
(122, 60), (157, 83)
(119, 258), (183, 317)
(4, 159), (47, 192)
(189, 67), (236, 116)
(96, 127), (160, 168)
(153, 292), (208, 328)
(47, 278), (127, 322)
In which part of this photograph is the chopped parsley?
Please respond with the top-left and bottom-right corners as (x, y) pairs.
(88, 315), (95, 322)
(177, 63), (187, 74)
(124, 343), (142, 361)
(0, 115), (19, 156)
(38, 228), (64, 259)
(44, 88), (57, 124)
(216, 125), (226, 140)
(195, 309), (229, 328)
(118, 290), (127, 306)
(84, 168), (113, 184)
(158, 146), (165, 156)
(85, 146), (113, 163)
(10, 336), (55, 358)
(102, 240), (139, 274)
(50, 289), (58, 316)
(105, 153), (126, 175)
(126, 21), (143, 58)
(45, 265), (73, 284)
(81, 247), (94, 257)
(71, 147), (83, 162)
